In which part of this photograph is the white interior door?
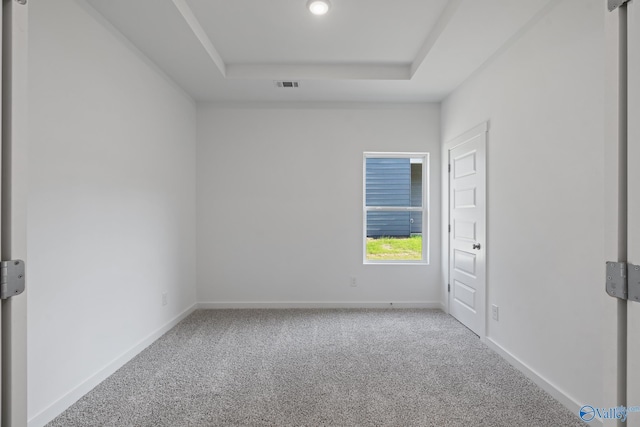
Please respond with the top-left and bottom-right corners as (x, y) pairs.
(627, 1), (640, 424)
(447, 123), (486, 337)
(1, 0), (28, 426)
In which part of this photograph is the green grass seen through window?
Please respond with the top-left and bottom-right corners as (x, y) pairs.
(366, 235), (422, 261)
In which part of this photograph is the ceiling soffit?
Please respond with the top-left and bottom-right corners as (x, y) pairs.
(174, 0), (462, 81)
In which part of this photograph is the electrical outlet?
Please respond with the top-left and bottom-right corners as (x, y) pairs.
(162, 292), (168, 306)
(350, 276), (357, 287)
(491, 304), (499, 321)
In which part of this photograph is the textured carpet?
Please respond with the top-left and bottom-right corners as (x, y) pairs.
(48, 309), (583, 426)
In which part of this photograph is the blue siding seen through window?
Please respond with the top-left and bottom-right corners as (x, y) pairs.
(366, 158), (422, 238)
(366, 158), (411, 207)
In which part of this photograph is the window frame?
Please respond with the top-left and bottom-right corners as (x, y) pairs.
(363, 152), (430, 265)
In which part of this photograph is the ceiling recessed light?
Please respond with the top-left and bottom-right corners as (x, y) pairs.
(307, 0), (331, 15)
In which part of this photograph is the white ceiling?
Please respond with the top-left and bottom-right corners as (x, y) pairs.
(85, 0), (555, 103)
(184, 0), (450, 64)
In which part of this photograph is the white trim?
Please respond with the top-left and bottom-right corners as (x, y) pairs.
(226, 63), (411, 81)
(363, 151), (430, 159)
(27, 304), (198, 427)
(485, 338), (599, 426)
(197, 301), (445, 310)
(445, 122), (488, 151)
(363, 262), (428, 266)
(2, 1), (29, 424)
(363, 152), (430, 265)
(365, 207), (423, 212)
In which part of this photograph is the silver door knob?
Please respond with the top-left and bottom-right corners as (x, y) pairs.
(472, 243), (481, 250)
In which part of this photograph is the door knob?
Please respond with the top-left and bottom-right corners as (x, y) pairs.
(472, 243), (481, 250)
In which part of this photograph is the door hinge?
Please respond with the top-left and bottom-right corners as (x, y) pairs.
(606, 261), (640, 302)
(448, 224), (451, 233)
(448, 283), (451, 293)
(448, 164), (451, 173)
(0, 260), (25, 299)
(608, 0), (629, 12)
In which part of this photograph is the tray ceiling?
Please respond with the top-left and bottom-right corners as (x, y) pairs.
(85, 0), (556, 102)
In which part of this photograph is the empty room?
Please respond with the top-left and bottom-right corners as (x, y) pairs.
(1, 0), (637, 426)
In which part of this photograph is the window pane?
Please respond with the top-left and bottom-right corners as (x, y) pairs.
(367, 211), (411, 238)
(364, 153), (427, 263)
(365, 158), (411, 207)
(366, 212), (422, 261)
(410, 211), (422, 234)
(410, 161), (422, 207)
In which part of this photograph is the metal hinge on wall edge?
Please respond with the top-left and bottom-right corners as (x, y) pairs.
(448, 283), (451, 293)
(608, 0), (629, 12)
(0, 260), (25, 299)
(606, 261), (640, 302)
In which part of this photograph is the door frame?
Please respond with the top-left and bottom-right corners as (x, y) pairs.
(603, 1), (628, 415)
(442, 121), (488, 339)
(1, 0), (28, 425)
(624, 1), (640, 424)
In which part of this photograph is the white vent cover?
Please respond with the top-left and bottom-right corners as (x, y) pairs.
(274, 81), (300, 88)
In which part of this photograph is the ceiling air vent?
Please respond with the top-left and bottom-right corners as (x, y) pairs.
(274, 81), (300, 88)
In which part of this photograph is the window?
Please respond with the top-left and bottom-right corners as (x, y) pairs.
(363, 152), (428, 264)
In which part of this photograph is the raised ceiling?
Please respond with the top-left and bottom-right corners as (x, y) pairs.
(186, 0), (450, 65)
(85, 0), (556, 103)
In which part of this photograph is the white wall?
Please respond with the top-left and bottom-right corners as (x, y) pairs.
(27, 1), (197, 425)
(197, 104), (441, 306)
(441, 0), (604, 413)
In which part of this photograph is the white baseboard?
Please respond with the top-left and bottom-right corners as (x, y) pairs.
(197, 301), (445, 310)
(28, 304), (197, 427)
(484, 337), (601, 427)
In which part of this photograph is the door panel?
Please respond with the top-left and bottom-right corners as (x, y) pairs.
(448, 124), (486, 337)
(453, 249), (476, 276)
(453, 280), (476, 309)
(627, 1), (640, 424)
(454, 220), (476, 242)
(453, 187), (476, 208)
(453, 150), (477, 178)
